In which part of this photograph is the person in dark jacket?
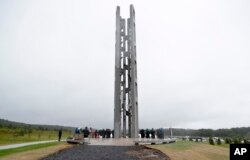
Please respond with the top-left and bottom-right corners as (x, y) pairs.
(83, 127), (90, 138)
(146, 129), (150, 138)
(140, 129), (145, 138)
(58, 129), (62, 142)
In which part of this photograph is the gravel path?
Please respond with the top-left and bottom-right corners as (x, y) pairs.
(42, 145), (170, 160)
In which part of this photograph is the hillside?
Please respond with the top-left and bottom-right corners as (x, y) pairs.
(0, 119), (74, 131)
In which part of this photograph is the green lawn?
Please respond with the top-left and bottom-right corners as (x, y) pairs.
(0, 128), (72, 145)
(157, 140), (229, 150)
(147, 140), (229, 160)
(0, 142), (60, 157)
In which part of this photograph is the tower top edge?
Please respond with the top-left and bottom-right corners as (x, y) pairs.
(130, 4), (134, 9)
(116, 6), (120, 15)
(130, 4), (135, 18)
(116, 5), (135, 18)
(116, 4), (135, 11)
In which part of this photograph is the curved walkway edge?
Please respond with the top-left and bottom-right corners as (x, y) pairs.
(0, 140), (58, 150)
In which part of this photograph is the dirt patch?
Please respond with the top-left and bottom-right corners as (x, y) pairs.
(1, 143), (73, 160)
(126, 145), (171, 160)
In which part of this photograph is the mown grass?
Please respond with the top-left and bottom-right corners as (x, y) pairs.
(0, 128), (72, 145)
(158, 140), (229, 150)
(218, 142), (230, 148)
(147, 140), (229, 160)
(161, 140), (200, 150)
(0, 142), (60, 157)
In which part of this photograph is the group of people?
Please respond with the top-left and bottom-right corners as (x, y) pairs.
(75, 127), (91, 138)
(95, 128), (113, 138)
(58, 127), (165, 141)
(74, 127), (114, 139)
(140, 128), (165, 139)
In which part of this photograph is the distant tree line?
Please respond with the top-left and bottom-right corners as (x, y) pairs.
(0, 118), (74, 132)
(164, 127), (250, 139)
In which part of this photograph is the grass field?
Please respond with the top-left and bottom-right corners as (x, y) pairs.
(0, 142), (60, 158)
(147, 140), (229, 160)
(0, 128), (72, 145)
(0, 142), (73, 160)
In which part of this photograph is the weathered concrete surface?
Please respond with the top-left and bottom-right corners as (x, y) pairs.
(89, 138), (134, 146)
(114, 4), (139, 139)
(134, 138), (177, 145)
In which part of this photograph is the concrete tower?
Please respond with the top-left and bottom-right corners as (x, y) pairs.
(114, 5), (138, 138)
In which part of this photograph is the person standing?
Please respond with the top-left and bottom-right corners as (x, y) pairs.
(58, 129), (62, 142)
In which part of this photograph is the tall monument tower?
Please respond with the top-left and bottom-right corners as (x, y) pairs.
(114, 5), (138, 138)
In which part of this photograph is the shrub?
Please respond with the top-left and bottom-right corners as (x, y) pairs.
(217, 138), (221, 145)
(233, 138), (240, 144)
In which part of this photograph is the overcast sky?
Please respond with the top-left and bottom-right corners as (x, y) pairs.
(0, 0), (250, 129)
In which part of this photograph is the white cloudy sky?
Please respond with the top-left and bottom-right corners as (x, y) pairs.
(0, 0), (250, 129)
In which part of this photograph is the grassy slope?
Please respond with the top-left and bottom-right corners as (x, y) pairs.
(147, 140), (229, 160)
(0, 128), (72, 145)
(0, 142), (60, 157)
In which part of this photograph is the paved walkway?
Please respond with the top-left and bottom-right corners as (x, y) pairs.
(88, 138), (174, 146)
(0, 140), (58, 150)
(89, 138), (135, 146)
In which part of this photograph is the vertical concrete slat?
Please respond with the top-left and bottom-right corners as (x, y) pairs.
(114, 6), (121, 138)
